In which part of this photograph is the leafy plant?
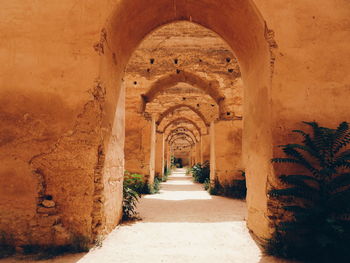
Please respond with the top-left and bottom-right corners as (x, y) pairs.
(145, 177), (161, 194)
(266, 121), (350, 261)
(123, 172), (143, 220)
(122, 186), (140, 220)
(162, 166), (170, 182)
(203, 178), (210, 191)
(191, 161), (210, 183)
(208, 178), (220, 195)
(170, 156), (176, 169)
(205, 176), (246, 199)
(124, 171), (147, 194)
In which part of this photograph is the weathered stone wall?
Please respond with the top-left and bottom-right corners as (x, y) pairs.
(202, 135), (211, 162)
(0, 1), (125, 245)
(155, 132), (164, 176)
(215, 120), (243, 184)
(124, 112), (151, 176)
(0, 0), (349, 246)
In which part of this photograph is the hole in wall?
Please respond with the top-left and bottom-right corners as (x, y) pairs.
(147, 68), (151, 73)
(134, 81), (137, 85)
(150, 58), (155, 64)
(228, 69), (234, 73)
(226, 57), (231, 63)
(176, 69), (181, 74)
(174, 58), (178, 64)
(227, 112), (231, 116)
(45, 195), (53, 200)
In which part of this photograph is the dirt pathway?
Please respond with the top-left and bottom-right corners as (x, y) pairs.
(1, 169), (293, 263)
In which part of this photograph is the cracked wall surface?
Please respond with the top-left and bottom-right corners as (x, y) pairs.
(0, 0), (349, 246)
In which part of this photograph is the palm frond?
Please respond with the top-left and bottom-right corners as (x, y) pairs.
(279, 175), (319, 192)
(269, 187), (319, 201)
(328, 173), (350, 191)
(332, 122), (350, 154)
(279, 174), (319, 183)
(268, 121), (350, 261)
(335, 149), (350, 163)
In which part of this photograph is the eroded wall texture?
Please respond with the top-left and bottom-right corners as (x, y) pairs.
(0, 0), (349, 246)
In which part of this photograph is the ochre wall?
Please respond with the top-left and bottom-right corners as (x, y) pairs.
(0, 0), (349, 245)
(202, 135), (211, 162)
(155, 132), (164, 176)
(124, 112), (151, 176)
(215, 120), (243, 184)
(0, 0), (126, 245)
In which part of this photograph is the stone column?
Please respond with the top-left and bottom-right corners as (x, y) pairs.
(210, 121), (216, 183)
(195, 142), (200, 164)
(161, 133), (165, 177)
(189, 145), (193, 167)
(200, 136), (204, 164)
(149, 114), (156, 184)
(166, 141), (171, 172)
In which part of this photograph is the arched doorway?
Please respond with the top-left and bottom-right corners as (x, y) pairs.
(100, 0), (272, 239)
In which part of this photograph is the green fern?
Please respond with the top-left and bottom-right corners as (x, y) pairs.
(266, 121), (350, 262)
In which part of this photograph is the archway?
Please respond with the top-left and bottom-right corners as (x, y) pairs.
(169, 133), (196, 145)
(166, 127), (199, 142)
(140, 71), (225, 114)
(100, 0), (272, 239)
(161, 117), (205, 135)
(157, 104), (210, 127)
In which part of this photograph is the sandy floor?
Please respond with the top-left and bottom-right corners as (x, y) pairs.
(1, 169), (294, 263)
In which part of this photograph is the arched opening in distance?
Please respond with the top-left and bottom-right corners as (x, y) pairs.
(140, 71), (225, 114)
(162, 117), (205, 135)
(156, 104), (210, 127)
(100, 0), (272, 240)
(166, 127), (199, 142)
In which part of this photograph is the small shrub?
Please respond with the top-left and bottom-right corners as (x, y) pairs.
(124, 171), (147, 194)
(205, 171), (246, 199)
(144, 177), (161, 194)
(122, 185), (140, 220)
(191, 161), (210, 183)
(221, 171), (246, 199)
(203, 178), (210, 191)
(162, 166), (170, 182)
(122, 171), (163, 220)
(266, 121), (350, 262)
(0, 231), (15, 259)
(153, 177), (161, 193)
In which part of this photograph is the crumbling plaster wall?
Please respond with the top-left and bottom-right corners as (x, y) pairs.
(0, 0), (124, 245)
(1, 0), (348, 246)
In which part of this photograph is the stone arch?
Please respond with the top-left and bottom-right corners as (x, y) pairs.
(166, 126), (199, 142)
(156, 104), (210, 127)
(140, 71), (225, 114)
(168, 132), (196, 145)
(170, 133), (195, 145)
(161, 117), (204, 136)
(100, 0), (272, 239)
